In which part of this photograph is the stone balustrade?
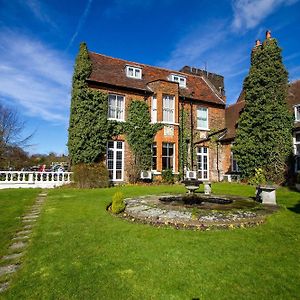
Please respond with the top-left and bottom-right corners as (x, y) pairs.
(0, 171), (73, 189)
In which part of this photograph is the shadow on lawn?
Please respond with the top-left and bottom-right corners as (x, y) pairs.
(288, 201), (300, 214)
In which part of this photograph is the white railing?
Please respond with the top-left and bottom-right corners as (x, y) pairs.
(0, 171), (73, 189)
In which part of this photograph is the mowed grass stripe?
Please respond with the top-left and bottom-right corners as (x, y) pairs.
(3, 184), (300, 299)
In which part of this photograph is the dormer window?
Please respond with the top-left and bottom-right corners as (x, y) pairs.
(170, 74), (186, 88)
(295, 105), (300, 122)
(126, 66), (142, 79)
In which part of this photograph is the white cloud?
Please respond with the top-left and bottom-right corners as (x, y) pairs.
(0, 30), (73, 123)
(231, 0), (299, 31)
(158, 22), (228, 71)
(22, 0), (58, 29)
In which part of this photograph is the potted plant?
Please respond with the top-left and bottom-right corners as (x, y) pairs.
(295, 173), (300, 192)
(250, 168), (277, 205)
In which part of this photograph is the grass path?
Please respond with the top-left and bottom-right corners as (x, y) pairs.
(2, 184), (300, 299)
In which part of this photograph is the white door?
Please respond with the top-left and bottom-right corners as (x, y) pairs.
(107, 141), (124, 181)
(197, 147), (209, 180)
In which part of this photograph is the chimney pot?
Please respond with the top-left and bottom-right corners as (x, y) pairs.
(266, 30), (271, 39)
(255, 39), (262, 47)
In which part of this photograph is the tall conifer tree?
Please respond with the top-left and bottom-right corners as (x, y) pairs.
(233, 32), (293, 183)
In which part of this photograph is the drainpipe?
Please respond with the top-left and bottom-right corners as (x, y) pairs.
(190, 101), (194, 168)
(180, 102), (185, 177)
(216, 141), (220, 182)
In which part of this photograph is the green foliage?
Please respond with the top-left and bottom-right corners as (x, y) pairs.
(73, 163), (110, 188)
(179, 108), (191, 176)
(249, 168), (267, 186)
(161, 169), (174, 184)
(125, 100), (162, 171)
(296, 173), (300, 184)
(68, 43), (123, 164)
(111, 192), (125, 214)
(233, 38), (293, 183)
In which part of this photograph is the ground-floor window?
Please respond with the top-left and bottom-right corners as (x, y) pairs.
(106, 141), (124, 181)
(152, 143), (157, 171)
(162, 143), (174, 171)
(197, 147), (209, 180)
(295, 156), (300, 172)
(231, 151), (239, 172)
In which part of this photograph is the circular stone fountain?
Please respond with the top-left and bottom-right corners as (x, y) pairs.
(120, 194), (278, 230)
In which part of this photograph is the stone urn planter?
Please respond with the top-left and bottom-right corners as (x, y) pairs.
(256, 185), (277, 205)
(204, 182), (212, 195)
(181, 180), (202, 194)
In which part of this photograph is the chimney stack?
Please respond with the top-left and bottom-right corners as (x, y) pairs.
(255, 39), (262, 47)
(266, 30), (271, 39)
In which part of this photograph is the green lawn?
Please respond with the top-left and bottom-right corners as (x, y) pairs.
(2, 183), (300, 299)
(0, 189), (41, 259)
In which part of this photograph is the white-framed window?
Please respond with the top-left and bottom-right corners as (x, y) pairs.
(151, 95), (157, 123)
(162, 143), (174, 171)
(106, 141), (124, 181)
(197, 107), (208, 130)
(152, 143), (157, 171)
(294, 132), (300, 155)
(108, 94), (125, 121)
(295, 105), (300, 122)
(126, 65), (142, 79)
(293, 132), (300, 172)
(197, 147), (209, 180)
(170, 74), (186, 88)
(231, 151), (239, 172)
(163, 94), (175, 123)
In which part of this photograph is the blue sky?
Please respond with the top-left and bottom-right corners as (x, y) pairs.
(0, 0), (300, 155)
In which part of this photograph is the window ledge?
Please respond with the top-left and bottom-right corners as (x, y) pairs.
(108, 118), (125, 122)
(160, 121), (179, 126)
(197, 128), (209, 131)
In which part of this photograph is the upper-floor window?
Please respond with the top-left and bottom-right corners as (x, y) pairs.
(151, 95), (157, 123)
(108, 94), (124, 121)
(197, 107), (208, 130)
(294, 105), (300, 122)
(163, 94), (175, 123)
(126, 66), (142, 79)
(170, 74), (186, 88)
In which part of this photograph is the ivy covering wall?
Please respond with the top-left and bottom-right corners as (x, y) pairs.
(68, 43), (122, 164)
(233, 36), (293, 183)
(68, 43), (160, 173)
(125, 100), (162, 170)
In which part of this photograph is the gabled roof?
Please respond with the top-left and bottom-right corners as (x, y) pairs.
(87, 52), (225, 106)
(223, 80), (300, 141)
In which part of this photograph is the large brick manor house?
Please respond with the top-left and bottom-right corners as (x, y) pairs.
(83, 47), (300, 183)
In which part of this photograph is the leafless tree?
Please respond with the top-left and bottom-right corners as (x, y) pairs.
(0, 102), (34, 169)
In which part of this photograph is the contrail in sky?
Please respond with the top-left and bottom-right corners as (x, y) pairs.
(66, 0), (93, 51)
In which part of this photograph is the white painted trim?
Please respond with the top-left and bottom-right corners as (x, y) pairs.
(126, 65), (142, 79)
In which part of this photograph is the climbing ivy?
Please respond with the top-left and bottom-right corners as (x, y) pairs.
(179, 108), (190, 176)
(68, 43), (123, 164)
(125, 100), (162, 171)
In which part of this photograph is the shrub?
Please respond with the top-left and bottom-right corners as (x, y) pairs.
(249, 168), (267, 186)
(161, 169), (174, 184)
(111, 192), (125, 214)
(73, 163), (109, 188)
(297, 173), (300, 184)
